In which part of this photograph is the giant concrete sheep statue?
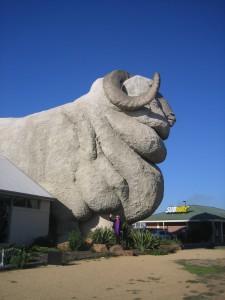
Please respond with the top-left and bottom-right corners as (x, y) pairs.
(0, 70), (176, 241)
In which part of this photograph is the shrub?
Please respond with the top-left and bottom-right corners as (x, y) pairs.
(31, 235), (56, 248)
(146, 248), (170, 255)
(30, 246), (58, 253)
(131, 229), (160, 252)
(159, 238), (181, 246)
(68, 230), (84, 251)
(2, 247), (22, 265)
(88, 227), (116, 246)
(10, 249), (30, 269)
(120, 222), (133, 250)
(1, 247), (31, 269)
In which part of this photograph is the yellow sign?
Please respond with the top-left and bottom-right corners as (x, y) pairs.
(165, 206), (190, 213)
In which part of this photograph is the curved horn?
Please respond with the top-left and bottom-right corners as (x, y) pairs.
(103, 70), (160, 111)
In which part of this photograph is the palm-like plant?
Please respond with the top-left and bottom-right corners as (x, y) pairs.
(131, 229), (160, 252)
(89, 227), (116, 246)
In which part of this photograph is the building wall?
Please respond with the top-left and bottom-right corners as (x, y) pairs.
(9, 200), (50, 245)
(166, 225), (186, 233)
(145, 221), (187, 233)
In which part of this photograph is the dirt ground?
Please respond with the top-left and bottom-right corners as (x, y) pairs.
(0, 247), (225, 300)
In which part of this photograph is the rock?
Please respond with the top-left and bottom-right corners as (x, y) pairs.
(123, 250), (134, 256)
(57, 242), (70, 251)
(109, 244), (124, 255)
(85, 238), (94, 246)
(109, 245), (134, 256)
(92, 244), (108, 253)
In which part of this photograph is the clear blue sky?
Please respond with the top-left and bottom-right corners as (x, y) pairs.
(1, 0), (225, 213)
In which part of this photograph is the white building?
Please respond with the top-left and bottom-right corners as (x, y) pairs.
(0, 155), (55, 246)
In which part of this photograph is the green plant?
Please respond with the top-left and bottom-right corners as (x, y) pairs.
(30, 245), (58, 253)
(68, 230), (84, 251)
(2, 247), (23, 265)
(31, 235), (56, 247)
(10, 249), (30, 269)
(88, 227), (116, 246)
(131, 229), (160, 252)
(146, 248), (170, 255)
(159, 238), (181, 246)
(120, 222), (133, 249)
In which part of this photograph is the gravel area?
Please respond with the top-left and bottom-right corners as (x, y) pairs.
(0, 247), (224, 300)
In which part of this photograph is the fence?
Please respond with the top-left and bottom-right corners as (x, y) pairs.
(0, 249), (5, 266)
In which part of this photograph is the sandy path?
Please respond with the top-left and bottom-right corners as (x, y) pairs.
(0, 248), (224, 300)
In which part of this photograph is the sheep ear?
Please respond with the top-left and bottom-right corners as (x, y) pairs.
(156, 92), (176, 127)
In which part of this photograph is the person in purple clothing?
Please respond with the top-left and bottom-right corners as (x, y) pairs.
(109, 214), (123, 244)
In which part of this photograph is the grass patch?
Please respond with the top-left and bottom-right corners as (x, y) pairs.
(176, 260), (225, 276)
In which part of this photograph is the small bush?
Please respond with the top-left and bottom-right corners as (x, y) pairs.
(30, 246), (58, 253)
(68, 230), (84, 251)
(159, 238), (181, 246)
(120, 222), (133, 249)
(146, 248), (170, 255)
(2, 247), (22, 265)
(0, 247), (31, 269)
(131, 229), (160, 252)
(32, 235), (56, 247)
(88, 227), (116, 246)
(10, 249), (30, 269)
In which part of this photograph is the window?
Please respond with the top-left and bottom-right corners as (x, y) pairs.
(13, 198), (26, 207)
(13, 197), (40, 209)
(0, 194), (11, 208)
(0, 194), (11, 242)
(27, 199), (40, 209)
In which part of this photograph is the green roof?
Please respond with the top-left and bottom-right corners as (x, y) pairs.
(144, 205), (225, 222)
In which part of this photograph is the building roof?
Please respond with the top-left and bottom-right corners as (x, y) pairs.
(0, 155), (55, 200)
(144, 205), (225, 222)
